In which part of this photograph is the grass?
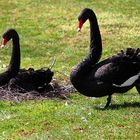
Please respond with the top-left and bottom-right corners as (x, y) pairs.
(0, 93), (139, 139)
(0, 0), (140, 139)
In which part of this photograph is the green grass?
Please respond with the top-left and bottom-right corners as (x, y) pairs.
(0, 0), (140, 139)
(0, 92), (139, 139)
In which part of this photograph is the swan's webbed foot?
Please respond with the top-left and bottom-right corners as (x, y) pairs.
(104, 95), (112, 109)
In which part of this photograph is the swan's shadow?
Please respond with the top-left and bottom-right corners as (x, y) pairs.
(95, 102), (140, 110)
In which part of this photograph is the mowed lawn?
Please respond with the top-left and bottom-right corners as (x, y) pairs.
(0, 0), (140, 139)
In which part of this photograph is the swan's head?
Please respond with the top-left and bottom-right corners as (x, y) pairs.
(78, 8), (94, 32)
(1, 28), (18, 48)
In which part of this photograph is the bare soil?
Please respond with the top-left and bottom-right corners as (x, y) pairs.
(0, 80), (76, 102)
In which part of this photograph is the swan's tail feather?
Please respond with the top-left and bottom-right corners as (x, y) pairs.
(118, 48), (140, 62)
(126, 48), (140, 56)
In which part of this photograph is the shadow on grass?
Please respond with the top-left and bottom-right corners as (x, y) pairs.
(95, 102), (140, 110)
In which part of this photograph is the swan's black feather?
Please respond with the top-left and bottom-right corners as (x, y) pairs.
(70, 8), (140, 107)
(1, 29), (54, 92)
(0, 29), (20, 85)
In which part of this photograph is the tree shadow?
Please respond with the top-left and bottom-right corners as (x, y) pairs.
(95, 102), (140, 110)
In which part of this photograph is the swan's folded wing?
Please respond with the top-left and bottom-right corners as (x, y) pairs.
(93, 61), (140, 86)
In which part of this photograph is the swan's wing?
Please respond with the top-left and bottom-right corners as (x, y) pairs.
(93, 58), (140, 86)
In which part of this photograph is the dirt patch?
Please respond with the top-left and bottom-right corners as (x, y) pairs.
(0, 80), (76, 102)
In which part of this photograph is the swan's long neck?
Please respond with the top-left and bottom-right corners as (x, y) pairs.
(0, 30), (20, 86)
(7, 33), (20, 76)
(71, 13), (102, 78)
(89, 13), (102, 64)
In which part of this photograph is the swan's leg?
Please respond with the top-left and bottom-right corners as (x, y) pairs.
(104, 95), (112, 108)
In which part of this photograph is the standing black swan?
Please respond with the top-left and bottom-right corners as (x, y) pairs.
(70, 8), (140, 108)
(1, 29), (54, 92)
(0, 28), (20, 85)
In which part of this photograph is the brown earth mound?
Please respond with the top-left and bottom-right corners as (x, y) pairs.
(0, 80), (76, 102)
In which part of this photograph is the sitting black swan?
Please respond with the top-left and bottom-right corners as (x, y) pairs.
(1, 29), (54, 92)
(70, 8), (140, 108)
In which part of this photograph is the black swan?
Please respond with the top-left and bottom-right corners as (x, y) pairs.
(70, 8), (140, 108)
(1, 29), (54, 92)
(0, 28), (20, 85)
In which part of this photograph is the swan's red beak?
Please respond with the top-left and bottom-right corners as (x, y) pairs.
(78, 19), (83, 32)
(1, 38), (8, 48)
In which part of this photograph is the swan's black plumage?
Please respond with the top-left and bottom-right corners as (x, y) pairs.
(1, 29), (54, 92)
(0, 29), (20, 85)
(70, 8), (140, 108)
(11, 68), (53, 91)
